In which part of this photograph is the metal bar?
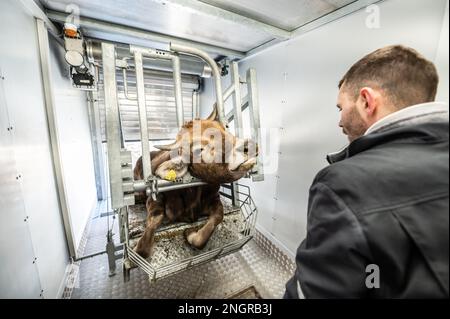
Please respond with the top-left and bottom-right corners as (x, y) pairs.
(106, 230), (117, 276)
(160, 0), (290, 39)
(246, 68), (264, 181)
(35, 18), (76, 258)
(170, 42), (226, 126)
(122, 68), (137, 100)
(102, 42), (124, 209)
(130, 45), (174, 60)
(87, 91), (106, 200)
(171, 54), (184, 128)
(156, 181), (207, 193)
(133, 51), (152, 180)
(231, 62), (243, 138)
(46, 10), (246, 59)
(74, 250), (106, 261)
(92, 87), (107, 201)
(223, 84), (234, 101)
(226, 95), (249, 123)
(230, 80), (240, 194)
(192, 90), (199, 119)
(133, 178), (206, 192)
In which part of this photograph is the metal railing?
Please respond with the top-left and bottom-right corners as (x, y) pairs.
(122, 183), (257, 282)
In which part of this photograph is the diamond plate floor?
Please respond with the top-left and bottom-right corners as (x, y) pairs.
(68, 201), (294, 299)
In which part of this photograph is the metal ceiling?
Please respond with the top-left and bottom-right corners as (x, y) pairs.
(198, 0), (355, 31)
(38, 0), (381, 59)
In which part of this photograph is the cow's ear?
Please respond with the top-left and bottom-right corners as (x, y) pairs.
(155, 157), (188, 181)
(205, 103), (218, 121)
(154, 139), (181, 151)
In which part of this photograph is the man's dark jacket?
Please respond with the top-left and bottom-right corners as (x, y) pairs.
(285, 116), (449, 298)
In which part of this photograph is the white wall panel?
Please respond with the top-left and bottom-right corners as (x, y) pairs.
(0, 57), (43, 299)
(0, 0), (96, 298)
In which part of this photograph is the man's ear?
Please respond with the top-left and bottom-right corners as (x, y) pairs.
(359, 87), (378, 117)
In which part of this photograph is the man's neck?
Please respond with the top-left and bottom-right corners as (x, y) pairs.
(364, 101), (449, 135)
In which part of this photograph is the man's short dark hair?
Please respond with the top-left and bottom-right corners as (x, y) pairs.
(339, 45), (439, 109)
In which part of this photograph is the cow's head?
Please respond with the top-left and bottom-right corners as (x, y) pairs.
(154, 104), (258, 184)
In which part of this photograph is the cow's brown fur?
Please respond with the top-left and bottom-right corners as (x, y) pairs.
(133, 152), (224, 258)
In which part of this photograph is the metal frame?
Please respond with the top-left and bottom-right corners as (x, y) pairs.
(170, 42), (226, 127)
(99, 41), (264, 279)
(86, 90), (107, 200)
(124, 183), (258, 282)
(223, 66), (264, 182)
(36, 18), (76, 258)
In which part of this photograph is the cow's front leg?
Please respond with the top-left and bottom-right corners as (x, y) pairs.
(134, 195), (165, 259)
(184, 199), (223, 249)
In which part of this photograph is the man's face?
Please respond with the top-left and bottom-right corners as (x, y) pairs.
(336, 88), (368, 142)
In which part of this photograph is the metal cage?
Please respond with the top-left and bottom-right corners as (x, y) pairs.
(99, 41), (263, 281)
(122, 184), (257, 282)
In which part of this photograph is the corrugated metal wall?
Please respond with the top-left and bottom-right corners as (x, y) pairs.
(97, 67), (200, 142)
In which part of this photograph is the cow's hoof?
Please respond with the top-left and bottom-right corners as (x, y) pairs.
(184, 228), (197, 246)
(184, 228), (207, 250)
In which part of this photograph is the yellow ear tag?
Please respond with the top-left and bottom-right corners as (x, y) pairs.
(165, 169), (177, 181)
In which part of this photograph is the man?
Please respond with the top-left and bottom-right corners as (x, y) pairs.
(285, 45), (449, 298)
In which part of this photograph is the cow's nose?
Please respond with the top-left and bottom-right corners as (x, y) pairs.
(244, 139), (258, 156)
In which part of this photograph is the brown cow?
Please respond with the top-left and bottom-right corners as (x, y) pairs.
(133, 106), (258, 259)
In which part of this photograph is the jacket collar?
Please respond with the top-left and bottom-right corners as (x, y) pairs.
(327, 102), (449, 164)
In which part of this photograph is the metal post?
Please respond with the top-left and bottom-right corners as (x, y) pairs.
(133, 51), (152, 180)
(246, 68), (264, 182)
(171, 54), (184, 128)
(192, 90), (199, 119)
(102, 42), (125, 209)
(87, 90), (107, 200)
(223, 84), (234, 101)
(230, 62), (243, 205)
(170, 42), (226, 127)
(36, 18), (76, 258)
(106, 229), (116, 276)
(231, 62), (243, 138)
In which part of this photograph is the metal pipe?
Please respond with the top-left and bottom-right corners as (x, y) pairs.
(226, 95), (249, 122)
(223, 84), (234, 101)
(74, 250), (107, 261)
(157, 181), (207, 193)
(170, 42), (226, 127)
(47, 10), (246, 59)
(171, 54), (184, 128)
(192, 91), (199, 119)
(231, 62), (243, 138)
(122, 68), (137, 100)
(246, 68), (264, 182)
(36, 18), (76, 258)
(88, 40), (211, 77)
(133, 51), (152, 180)
(133, 179), (206, 192)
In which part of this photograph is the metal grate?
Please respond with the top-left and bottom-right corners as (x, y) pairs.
(97, 68), (200, 142)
